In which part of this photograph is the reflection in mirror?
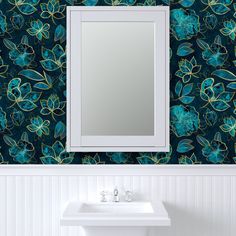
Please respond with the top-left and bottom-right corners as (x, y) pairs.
(81, 22), (154, 136)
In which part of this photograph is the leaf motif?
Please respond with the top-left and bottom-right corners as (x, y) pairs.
(212, 69), (236, 81)
(227, 82), (236, 90)
(177, 139), (194, 153)
(3, 135), (16, 147)
(3, 39), (16, 50)
(19, 69), (45, 81)
(54, 24), (65, 42)
(218, 92), (235, 102)
(214, 35), (222, 44)
(41, 47), (55, 60)
(179, 96), (195, 104)
(214, 132), (222, 142)
(175, 80), (183, 96)
(54, 121), (66, 139)
(34, 82), (50, 90)
(18, 100), (37, 111)
(61, 157), (74, 164)
(220, 124), (231, 132)
(21, 35), (28, 45)
(177, 42), (194, 56)
(211, 100), (230, 111)
(40, 59), (59, 71)
(196, 39), (209, 50)
(182, 83), (193, 96)
(18, 3), (37, 15)
(211, 3), (230, 15)
(21, 132), (28, 142)
(24, 91), (42, 102)
(196, 135), (209, 146)
(41, 143), (55, 157)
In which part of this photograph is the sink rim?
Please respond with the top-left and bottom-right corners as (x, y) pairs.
(78, 201), (155, 214)
(61, 201), (171, 227)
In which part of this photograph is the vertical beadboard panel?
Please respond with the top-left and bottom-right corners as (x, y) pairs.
(15, 176), (25, 236)
(7, 176), (16, 236)
(0, 176), (7, 236)
(0, 169), (236, 236)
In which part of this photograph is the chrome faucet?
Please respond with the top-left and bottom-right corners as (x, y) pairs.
(113, 187), (119, 202)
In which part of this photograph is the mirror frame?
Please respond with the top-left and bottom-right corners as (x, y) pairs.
(67, 6), (169, 152)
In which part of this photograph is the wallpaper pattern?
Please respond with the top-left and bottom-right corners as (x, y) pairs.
(0, 0), (235, 164)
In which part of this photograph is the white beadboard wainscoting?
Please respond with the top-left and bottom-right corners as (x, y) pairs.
(0, 165), (236, 236)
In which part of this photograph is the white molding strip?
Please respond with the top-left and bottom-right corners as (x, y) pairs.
(0, 165), (235, 176)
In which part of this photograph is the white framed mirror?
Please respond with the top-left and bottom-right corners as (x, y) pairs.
(67, 6), (169, 152)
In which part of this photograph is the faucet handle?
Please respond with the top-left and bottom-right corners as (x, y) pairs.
(113, 188), (119, 202)
(125, 190), (133, 202)
(100, 191), (108, 202)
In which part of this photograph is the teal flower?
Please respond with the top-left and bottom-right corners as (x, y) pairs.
(0, 107), (7, 132)
(203, 108), (217, 126)
(201, 0), (233, 15)
(40, 44), (66, 72)
(203, 12), (218, 30)
(197, 133), (228, 163)
(82, 153), (105, 164)
(170, 8), (200, 41)
(27, 116), (50, 137)
(174, 81), (195, 104)
(0, 56), (8, 78)
(3, 37), (35, 68)
(8, 0), (40, 15)
(106, 153), (130, 164)
(200, 78), (234, 111)
(175, 57), (201, 83)
(40, 0), (66, 24)
(27, 20), (50, 40)
(179, 153), (201, 164)
(170, 105), (200, 137)
(220, 19), (236, 40)
(3, 133), (35, 164)
(40, 94), (65, 120)
(7, 78), (41, 112)
(0, 10), (7, 36)
(220, 116), (236, 137)
(137, 148), (172, 164)
(10, 109), (25, 126)
(197, 36), (228, 67)
(10, 12), (25, 30)
(40, 141), (74, 164)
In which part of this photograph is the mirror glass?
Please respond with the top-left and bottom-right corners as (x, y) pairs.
(81, 22), (155, 136)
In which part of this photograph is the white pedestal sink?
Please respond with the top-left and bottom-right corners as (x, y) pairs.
(61, 201), (171, 236)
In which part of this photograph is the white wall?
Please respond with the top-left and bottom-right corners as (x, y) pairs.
(0, 166), (235, 236)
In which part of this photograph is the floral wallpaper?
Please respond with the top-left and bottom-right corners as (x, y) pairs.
(0, 0), (235, 165)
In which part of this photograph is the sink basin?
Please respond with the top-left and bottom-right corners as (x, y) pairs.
(61, 201), (170, 227)
(79, 202), (154, 214)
